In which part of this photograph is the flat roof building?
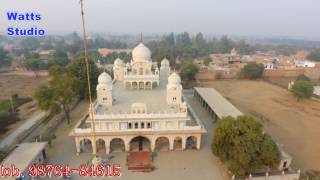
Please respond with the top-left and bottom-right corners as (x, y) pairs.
(194, 87), (243, 120)
(2, 142), (48, 180)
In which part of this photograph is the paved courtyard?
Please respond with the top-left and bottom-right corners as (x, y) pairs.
(43, 92), (228, 180)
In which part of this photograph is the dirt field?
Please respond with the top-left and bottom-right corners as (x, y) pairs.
(200, 80), (320, 172)
(0, 73), (49, 99)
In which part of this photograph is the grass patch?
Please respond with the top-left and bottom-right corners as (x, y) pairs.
(0, 100), (17, 113)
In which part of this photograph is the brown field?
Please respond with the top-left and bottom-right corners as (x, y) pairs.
(200, 80), (320, 172)
(0, 73), (49, 99)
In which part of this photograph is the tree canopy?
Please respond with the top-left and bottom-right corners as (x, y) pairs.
(306, 50), (320, 62)
(242, 62), (264, 79)
(0, 47), (11, 68)
(67, 54), (101, 99)
(35, 68), (80, 124)
(212, 116), (281, 177)
(180, 62), (199, 81)
(291, 80), (314, 100)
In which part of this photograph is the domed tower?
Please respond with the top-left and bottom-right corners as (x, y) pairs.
(113, 58), (125, 81)
(96, 72), (113, 107)
(166, 72), (182, 105)
(160, 57), (171, 84)
(131, 43), (152, 75)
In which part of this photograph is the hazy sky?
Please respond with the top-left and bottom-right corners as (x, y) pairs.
(0, 0), (319, 39)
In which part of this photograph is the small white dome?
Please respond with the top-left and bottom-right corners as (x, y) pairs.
(132, 43), (151, 62)
(168, 72), (181, 84)
(161, 58), (170, 67)
(114, 58), (124, 66)
(98, 72), (112, 85)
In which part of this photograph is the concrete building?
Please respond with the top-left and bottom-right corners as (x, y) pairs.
(294, 60), (316, 68)
(2, 142), (48, 180)
(70, 43), (206, 155)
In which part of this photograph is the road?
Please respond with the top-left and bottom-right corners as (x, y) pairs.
(0, 111), (48, 149)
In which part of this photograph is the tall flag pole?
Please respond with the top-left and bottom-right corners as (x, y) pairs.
(79, 0), (97, 156)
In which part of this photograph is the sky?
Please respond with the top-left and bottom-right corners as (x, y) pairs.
(0, 0), (319, 39)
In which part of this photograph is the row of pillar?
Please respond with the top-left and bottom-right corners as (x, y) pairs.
(194, 90), (218, 121)
(75, 135), (201, 155)
(124, 81), (159, 90)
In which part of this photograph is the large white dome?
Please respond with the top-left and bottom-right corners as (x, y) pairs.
(132, 43), (151, 62)
(168, 72), (181, 85)
(98, 72), (112, 85)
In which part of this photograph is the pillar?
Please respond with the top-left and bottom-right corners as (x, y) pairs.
(169, 138), (174, 150)
(196, 135), (201, 150)
(125, 142), (130, 152)
(182, 137), (186, 150)
(105, 138), (110, 154)
(92, 137), (97, 155)
(75, 137), (80, 155)
(151, 139), (156, 152)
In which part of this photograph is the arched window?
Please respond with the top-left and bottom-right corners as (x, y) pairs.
(134, 122), (139, 129)
(128, 123), (132, 129)
(141, 122), (145, 128)
(147, 122), (151, 129)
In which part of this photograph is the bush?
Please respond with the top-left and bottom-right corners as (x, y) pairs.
(212, 116), (280, 177)
(242, 62), (264, 79)
(291, 80), (314, 100)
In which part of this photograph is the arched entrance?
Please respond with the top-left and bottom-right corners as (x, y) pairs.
(145, 82), (151, 89)
(132, 82), (138, 89)
(173, 137), (182, 150)
(155, 137), (170, 151)
(110, 138), (125, 152)
(152, 82), (158, 89)
(125, 82), (131, 89)
(130, 136), (151, 151)
(96, 139), (106, 154)
(80, 138), (92, 153)
(139, 82), (144, 89)
(186, 136), (197, 150)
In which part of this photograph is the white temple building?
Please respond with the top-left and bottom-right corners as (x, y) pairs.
(70, 43), (206, 155)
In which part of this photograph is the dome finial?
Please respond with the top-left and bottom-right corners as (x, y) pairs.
(140, 32), (143, 42)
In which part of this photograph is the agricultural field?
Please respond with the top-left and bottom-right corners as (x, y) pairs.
(200, 80), (320, 172)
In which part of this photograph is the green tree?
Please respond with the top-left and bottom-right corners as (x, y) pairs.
(296, 74), (310, 81)
(306, 50), (320, 62)
(20, 37), (40, 51)
(49, 50), (69, 67)
(67, 55), (100, 99)
(212, 116), (280, 177)
(242, 62), (264, 79)
(203, 56), (212, 66)
(0, 47), (11, 68)
(24, 58), (44, 76)
(180, 62), (199, 80)
(291, 80), (314, 100)
(219, 36), (234, 53)
(236, 40), (255, 55)
(35, 74), (80, 124)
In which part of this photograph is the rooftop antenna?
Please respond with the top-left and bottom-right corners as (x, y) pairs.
(79, 0), (97, 156)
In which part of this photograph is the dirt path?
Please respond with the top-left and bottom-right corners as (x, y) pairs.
(201, 80), (320, 171)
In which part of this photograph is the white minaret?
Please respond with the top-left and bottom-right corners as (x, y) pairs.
(113, 58), (125, 81)
(160, 57), (171, 84)
(96, 72), (113, 107)
(166, 72), (182, 106)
